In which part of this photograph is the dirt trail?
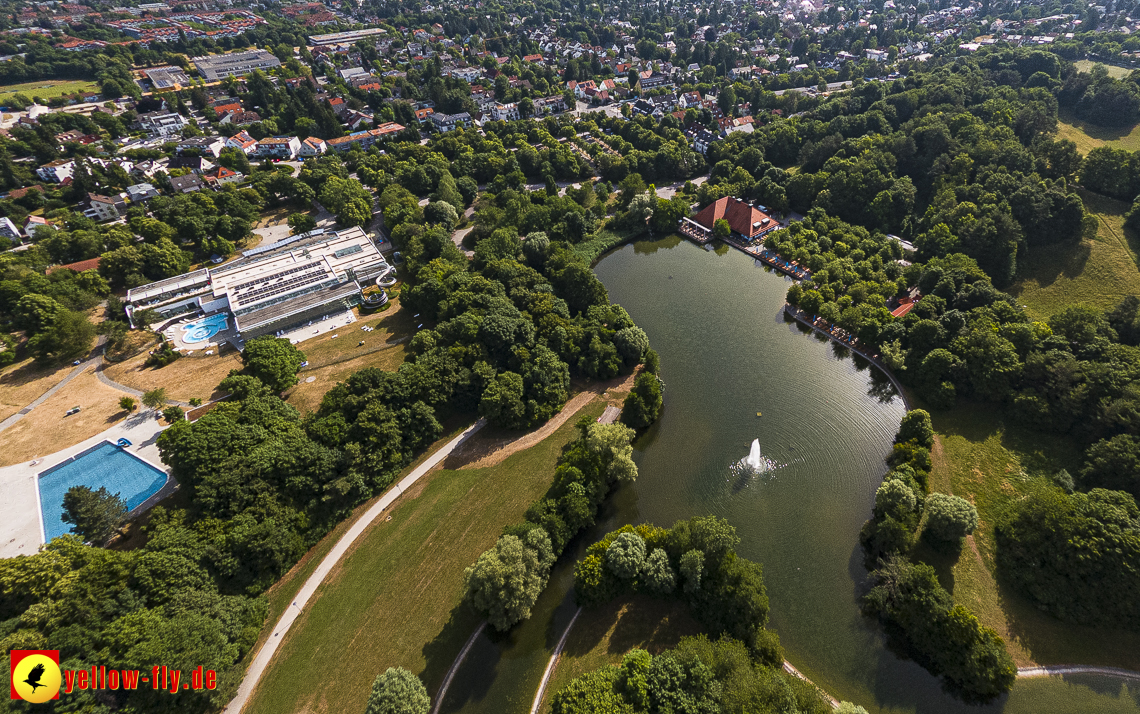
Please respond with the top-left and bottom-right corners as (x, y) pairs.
(458, 371), (638, 470)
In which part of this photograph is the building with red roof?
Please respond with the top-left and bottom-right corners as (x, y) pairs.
(692, 197), (777, 240)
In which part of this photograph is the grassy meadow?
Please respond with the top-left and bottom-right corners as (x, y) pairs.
(0, 79), (100, 104)
(245, 402), (606, 714)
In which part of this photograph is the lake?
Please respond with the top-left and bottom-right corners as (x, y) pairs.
(438, 236), (1140, 714)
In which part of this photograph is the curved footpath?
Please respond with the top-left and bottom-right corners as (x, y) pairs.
(224, 418), (486, 714)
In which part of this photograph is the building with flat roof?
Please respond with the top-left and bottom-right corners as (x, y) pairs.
(308, 27), (385, 46)
(192, 49), (281, 81)
(124, 227), (392, 341)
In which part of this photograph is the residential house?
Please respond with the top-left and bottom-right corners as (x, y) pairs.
(220, 110), (261, 126)
(254, 136), (302, 159)
(414, 107), (434, 122)
(137, 111), (188, 137)
(429, 112), (469, 132)
(492, 102), (520, 121)
(635, 72), (672, 93)
(167, 156), (216, 173)
(23, 215), (56, 237)
(177, 136), (226, 158)
(0, 217), (21, 242)
(36, 159), (75, 183)
(299, 137), (327, 156)
(202, 166), (243, 187)
(170, 173), (204, 193)
(225, 130), (258, 154)
(83, 194), (126, 221)
(126, 183), (160, 202)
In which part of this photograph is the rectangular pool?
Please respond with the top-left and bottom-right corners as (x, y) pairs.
(37, 441), (169, 542)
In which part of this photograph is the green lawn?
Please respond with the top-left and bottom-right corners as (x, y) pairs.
(1009, 189), (1140, 320)
(1056, 108), (1140, 154)
(0, 79), (100, 103)
(245, 402), (605, 714)
(1074, 59), (1131, 78)
(922, 403), (1140, 670)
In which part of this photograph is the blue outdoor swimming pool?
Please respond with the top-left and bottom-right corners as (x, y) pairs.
(37, 442), (169, 542)
(180, 313), (228, 343)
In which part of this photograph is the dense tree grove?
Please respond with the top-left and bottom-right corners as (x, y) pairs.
(863, 557), (1017, 702)
(859, 411), (1013, 701)
(996, 486), (1140, 628)
(575, 517), (779, 660)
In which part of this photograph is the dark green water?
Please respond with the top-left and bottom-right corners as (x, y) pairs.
(439, 236), (1140, 714)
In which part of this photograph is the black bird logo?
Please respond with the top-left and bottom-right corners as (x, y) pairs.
(23, 663), (46, 693)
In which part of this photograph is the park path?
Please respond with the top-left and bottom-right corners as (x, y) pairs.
(224, 418), (486, 714)
(1017, 665), (1140, 681)
(93, 360), (191, 407)
(0, 356), (98, 434)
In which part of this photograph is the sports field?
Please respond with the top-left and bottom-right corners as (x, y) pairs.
(0, 79), (100, 104)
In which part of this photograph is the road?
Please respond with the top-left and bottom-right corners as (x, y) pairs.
(223, 419), (487, 714)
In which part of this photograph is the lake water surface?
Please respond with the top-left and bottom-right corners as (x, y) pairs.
(439, 236), (1140, 714)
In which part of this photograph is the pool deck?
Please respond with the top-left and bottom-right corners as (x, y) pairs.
(0, 411), (172, 559)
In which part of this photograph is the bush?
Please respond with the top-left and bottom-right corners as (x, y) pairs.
(896, 410), (934, 449)
(141, 387), (168, 410)
(364, 667), (429, 714)
(119, 396), (137, 412)
(144, 342), (181, 368)
(923, 493), (978, 544)
(162, 405), (185, 422)
(463, 529), (555, 631)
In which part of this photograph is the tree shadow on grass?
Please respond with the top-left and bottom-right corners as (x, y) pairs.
(1060, 109), (1136, 143)
(1011, 239), (1092, 293)
(420, 601), (485, 695)
(992, 565), (1140, 672)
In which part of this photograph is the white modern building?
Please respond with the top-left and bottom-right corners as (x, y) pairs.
(192, 49), (281, 81)
(254, 136), (301, 159)
(36, 159), (74, 183)
(124, 227), (393, 340)
(137, 111), (188, 137)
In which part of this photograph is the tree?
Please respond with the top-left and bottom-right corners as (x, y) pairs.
(896, 410), (934, 448)
(61, 485), (127, 544)
(479, 371), (527, 429)
(463, 529), (555, 631)
(241, 336), (306, 393)
(142, 388), (168, 410)
(622, 372), (663, 429)
(423, 200), (458, 230)
(924, 493), (978, 544)
(713, 218), (731, 240)
(606, 531), (647, 580)
(365, 667), (430, 714)
(287, 213), (316, 235)
(28, 310), (96, 363)
(680, 549), (704, 593)
(163, 405), (185, 422)
(641, 548), (676, 595)
(1081, 434), (1140, 499)
(119, 396), (137, 412)
(14, 293), (63, 334)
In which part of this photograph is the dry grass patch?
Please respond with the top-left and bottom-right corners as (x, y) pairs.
(103, 348), (243, 404)
(0, 356), (73, 422)
(285, 341), (409, 415)
(0, 368), (132, 467)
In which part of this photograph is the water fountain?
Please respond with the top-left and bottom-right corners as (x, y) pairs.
(745, 438), (763, 470)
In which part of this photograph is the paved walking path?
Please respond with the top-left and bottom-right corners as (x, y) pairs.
(94, 360), (191, 407)
(529, 607), (582, 714)
(224, 418), (487, 714)
(429, 622), (487, 714)
(1018, 665), (1140, 681)
(0, 357), (97, 434)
